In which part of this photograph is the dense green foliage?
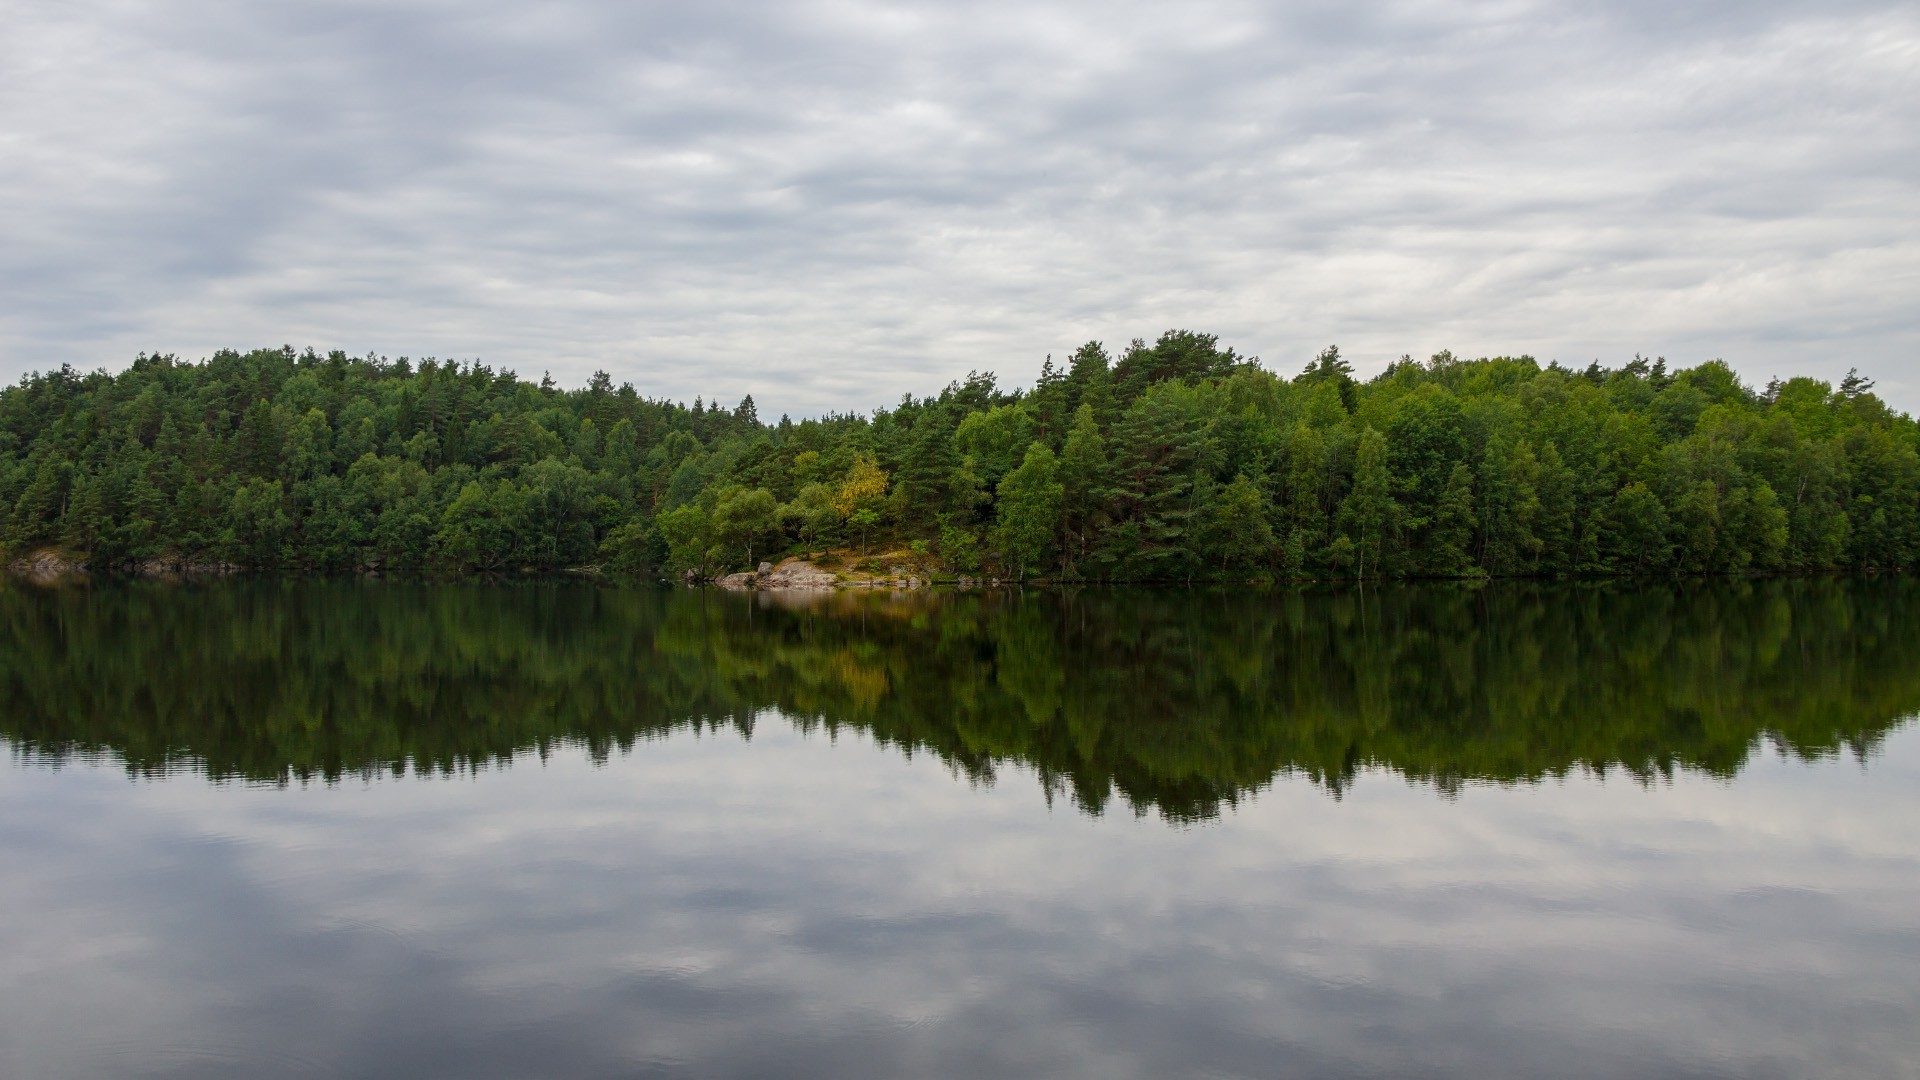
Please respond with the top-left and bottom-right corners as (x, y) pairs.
(2, 336), (1914, 578)
(4, 578), (1913, 818)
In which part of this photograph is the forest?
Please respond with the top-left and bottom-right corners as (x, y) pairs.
(0, 332), (1913, 579)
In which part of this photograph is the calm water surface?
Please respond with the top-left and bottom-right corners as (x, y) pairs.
(2, 578), (1917, 1079)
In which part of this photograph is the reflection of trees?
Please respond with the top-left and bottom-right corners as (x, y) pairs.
(3, 578), (1915, 819)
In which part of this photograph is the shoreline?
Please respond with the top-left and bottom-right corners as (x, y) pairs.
(5, 552), (1910, 590)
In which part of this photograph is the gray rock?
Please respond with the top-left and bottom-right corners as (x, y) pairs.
(759, 558), (841, 589)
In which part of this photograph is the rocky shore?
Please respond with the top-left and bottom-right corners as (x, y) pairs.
(4, 550), (243, 581)
(709, 558), (955, 591)
(3, 550), (982, 588)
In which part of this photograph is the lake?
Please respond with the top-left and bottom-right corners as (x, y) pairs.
(2, 578), (1917, 1078)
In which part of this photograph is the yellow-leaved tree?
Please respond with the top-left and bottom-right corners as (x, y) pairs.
(834, 456), (890, 554)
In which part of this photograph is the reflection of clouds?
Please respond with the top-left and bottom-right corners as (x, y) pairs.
(2, 723), (1918, 1078)
(3, 2), (1917, 413)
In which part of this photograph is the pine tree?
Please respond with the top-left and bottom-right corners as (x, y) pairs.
(894, 409), (959, 528)
(1026, 356), (1070, 445)
(1103, 391), (1202, 578)
(1064, 342), (1113, 425)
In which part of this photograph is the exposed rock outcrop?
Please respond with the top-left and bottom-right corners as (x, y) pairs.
(709, 557), (933, 591)
(7, 552), (88, 575)
(760, 559), (843, 589)
(712, 558), (845, 590)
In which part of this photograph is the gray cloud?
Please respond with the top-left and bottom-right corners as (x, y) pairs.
(3, 0), (1916, 415)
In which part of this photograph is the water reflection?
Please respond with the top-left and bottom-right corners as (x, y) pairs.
(2, 577), (1915, 816)
(4, 579), (1920, 1078)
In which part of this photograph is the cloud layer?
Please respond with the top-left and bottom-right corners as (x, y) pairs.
(4, 0), (1917, 415)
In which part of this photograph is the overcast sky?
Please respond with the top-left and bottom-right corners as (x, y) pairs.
(4, 0), (1916, 417)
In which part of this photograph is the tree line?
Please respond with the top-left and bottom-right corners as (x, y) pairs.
(3, 579), (1911, 817)
(1, 333), (1913, 579)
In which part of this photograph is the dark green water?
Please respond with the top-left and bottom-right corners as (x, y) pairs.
(2, 578), (1918, 1077)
